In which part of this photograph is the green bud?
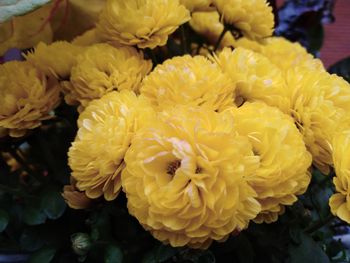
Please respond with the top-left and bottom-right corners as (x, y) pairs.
(71, 233), (92, 256)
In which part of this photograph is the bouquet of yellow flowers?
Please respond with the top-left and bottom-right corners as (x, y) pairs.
(0, 0), (349, 262)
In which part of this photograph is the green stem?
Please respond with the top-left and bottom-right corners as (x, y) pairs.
(214, 28), (228, 52)
(145, 48), (158, 66)
(180, 25), (189, 54)
(304, 214), (334, 234)
(34, 132), (61, 179)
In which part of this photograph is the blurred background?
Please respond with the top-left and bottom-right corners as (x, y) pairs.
(277, 0), (350, 68)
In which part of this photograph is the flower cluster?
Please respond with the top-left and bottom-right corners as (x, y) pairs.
(329, 121), (350, 223)
(122, 107), (261, 248)
(0, 61), (60, 137)
(2, 0), (350, 250)
(97, 0), (191, 49)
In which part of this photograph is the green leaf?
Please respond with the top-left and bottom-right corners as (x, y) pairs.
(288, 232), (330, 263)
(23, 205), (47, 226)
(41, 188), (66, 220)
(234, 235), (254, 263)
(20, 228), (45, 252)
(0, 0), (51, 23)
(105, 245), (123, 263)
(197, 251), (216, 263)
(142, 244), (177, 263)
(0, 209), (9, 232)
(328, 56), (350, 83)
(306, 23), (324, 55)
(28, 247), (56, 263)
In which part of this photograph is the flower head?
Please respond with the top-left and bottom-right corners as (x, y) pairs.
(62, 177), (93, 210)
(68, 90), (155, 201)
(64, 43), (152, 107)
(261, 37), (324, 73)
(25, 41), (83, 80)
(180, 0), (213, 12)
(122, 106), (261, 248)
(97, 0), (190, 49)
(213, 0), (274, 39)
(0, 61), (60, 138)
(190, 11), (235, 48)
(233, 37), (264, 53)
(72, 28), (102, 46)
(286, 69), (350, 174)
(140, 55), (235, 112)
(230, 102), (312, 223)
(329, 122), (350, 223)
(213, 47), (289, 112)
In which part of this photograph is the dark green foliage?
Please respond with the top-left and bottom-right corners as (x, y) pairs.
(328, 56), (350, 83)
(1, 1), (350, 262)
(275, 0), (335, 55)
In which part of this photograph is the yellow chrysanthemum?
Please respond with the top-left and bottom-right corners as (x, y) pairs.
(190, 11), (235, 48)
(213, 47), (290, 112)
(68, 90), (155, 201)
(62, 177), (93, 210)
(71, 28), (102, 46)
(25, 41), (83, 80)
(329, 123), (350, 223)
(254, 206), (286, 224)
(232, 37), (264, 53)
(286, 69), (350, 174)
(213, 0), (274, 39)
(232, 37), (324, 73)
(0, 61), (60, 138)
(97, 0), (190, 49)
(230, 102), (312, 223)
(261, 37), (324, 73)
(64, 43), (152, 107)
(180, 0), (213, 12)
(122, 106), (261, 248)
(140, 55), (235, 112)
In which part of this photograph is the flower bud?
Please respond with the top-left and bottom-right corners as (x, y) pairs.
(71, 233), (92, 256)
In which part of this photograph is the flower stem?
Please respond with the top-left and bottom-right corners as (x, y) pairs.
(304, 214), (334, 234)
(145, 48), (158, 65)
(180, 25), (189, 54)
(214, 28), (228, 52)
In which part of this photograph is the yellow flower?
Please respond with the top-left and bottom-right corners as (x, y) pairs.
(25, 41), (83, 80)
(180, 0), (213, 12)
(213, 47), (290, 112)
(329, 123), (350, 223)
(233, 37), (264, 53)
(64, 43), (152, 107)
(71, 28), (102, 46)
(97, 0), (190, 49)
(190, 11), (235, 48)
(254, 206), (285, 224)
(213, 0), (274, 39)
(232, 37), (324, 73)
(0, 61), (60, 138)
(261, 37), (324, 73)
(140, 55), (235, 112)
(230, 102), (312, 223)
(62, 177), (93, 210)
(286, 69), (350, 174)
(122, 106), (261, 248)
(68, 90), (155, 201)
